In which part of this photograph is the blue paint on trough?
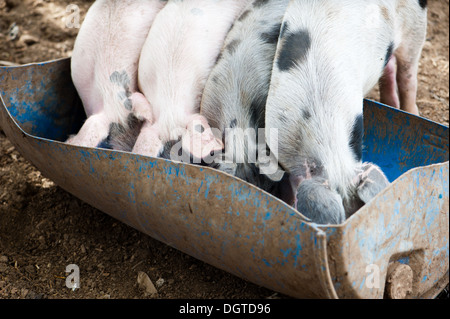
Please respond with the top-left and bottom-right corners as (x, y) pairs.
(0, 59), (448, 299)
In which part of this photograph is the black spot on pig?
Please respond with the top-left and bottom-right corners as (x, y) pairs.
(123, 98), (132, 111)
(277, 29), (311, 71)
(158, 137), (183, 160)
(225, 39), (241, 55)
(110, 71), (132, 110)
(279, 22), (289, 39)
(97, 122), (123, 150)
(96, 114), (144, 152)
(253, 0), (270, 8)
(384, 42), (394, 68)
(110, 71), (130, 87)
(118, 89), (131, 101)
(349, 114), (364, 161)
(418, 0), (427, 9)
(260, 23), (282, 44)
(97, 138), (113, 150)
(303, 110), (312, 120)
(230, 119), (238, 128)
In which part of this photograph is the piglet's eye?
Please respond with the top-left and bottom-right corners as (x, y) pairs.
(195, 124), (205, 133)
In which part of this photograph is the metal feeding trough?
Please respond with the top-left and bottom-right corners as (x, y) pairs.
(0, 58), (448, 299)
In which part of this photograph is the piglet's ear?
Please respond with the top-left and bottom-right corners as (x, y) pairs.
(183, 114), (224, 162)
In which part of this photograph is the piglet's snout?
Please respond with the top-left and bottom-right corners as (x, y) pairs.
(296, 178), (346, 225)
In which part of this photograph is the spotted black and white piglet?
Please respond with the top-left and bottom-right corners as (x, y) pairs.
(265, 0), (427, 224)
(198, 0), (296, 204)
(67, 0), (167, 151)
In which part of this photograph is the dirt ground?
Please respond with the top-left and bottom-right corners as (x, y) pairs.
(0, 0), (448, 300)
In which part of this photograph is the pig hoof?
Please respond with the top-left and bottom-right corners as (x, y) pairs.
(296, 178), (346, 225)
(356, 163), (390, 204)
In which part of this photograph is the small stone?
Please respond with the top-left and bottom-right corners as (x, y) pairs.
(155, 278), (165, 288)
(19, 34), (39, 45)
(0, 255), (8, 263)
(21, 288), (29, 298)
(137, 271), (157, 297)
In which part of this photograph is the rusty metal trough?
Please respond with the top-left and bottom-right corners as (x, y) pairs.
(0, 58), (448, 299)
